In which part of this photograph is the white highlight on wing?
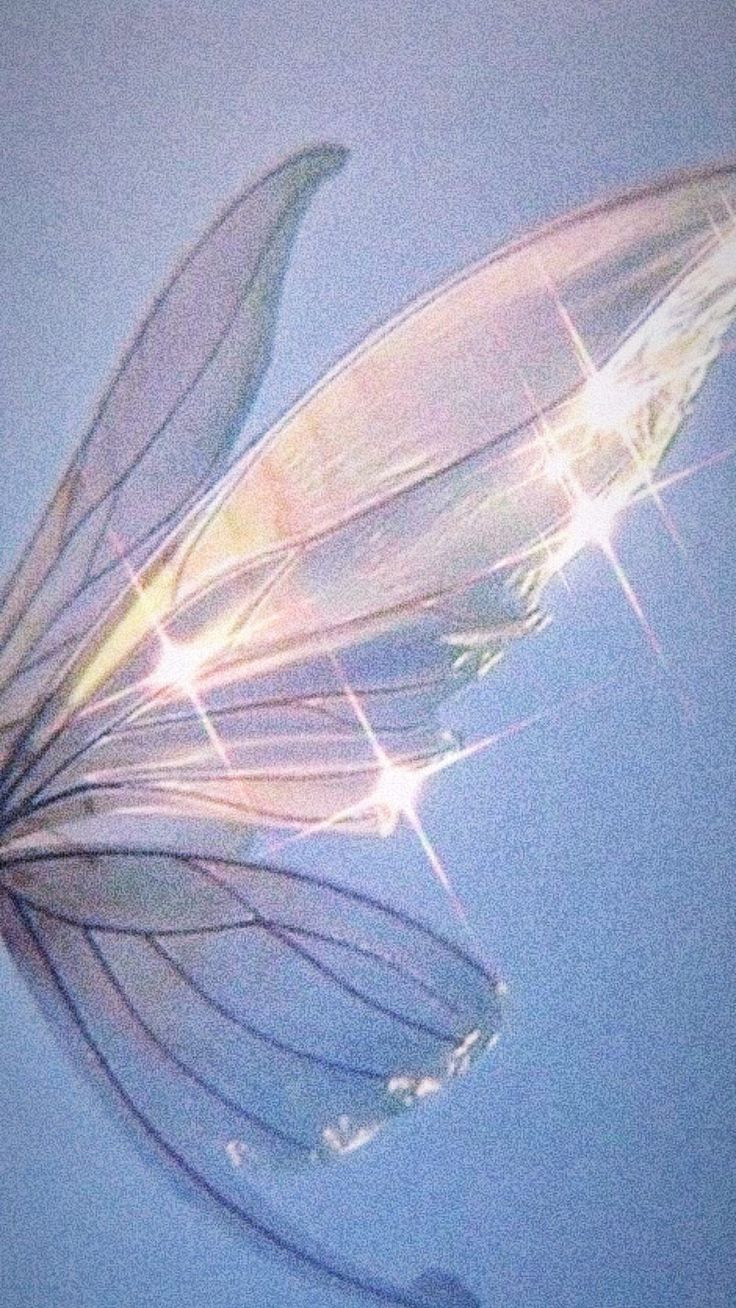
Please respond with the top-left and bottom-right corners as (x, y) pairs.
(2, 160), (735, 855)
(151, 640), (211, 695)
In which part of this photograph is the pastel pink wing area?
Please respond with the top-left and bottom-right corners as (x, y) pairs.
(0, 845), (500, 1305)
(3, 161), (736, 843)
(0, 145), (348, 743)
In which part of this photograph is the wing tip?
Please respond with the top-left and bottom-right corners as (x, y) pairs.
(277, 141), (350, 184)
(411, 1267), (483, 1306)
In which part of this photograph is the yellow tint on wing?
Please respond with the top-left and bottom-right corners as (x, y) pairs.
(66, 163), (736, 717)
(70, 566), (176, 706)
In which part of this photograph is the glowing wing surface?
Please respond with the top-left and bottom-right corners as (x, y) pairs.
(2, 161), (735, 844)
(2, 154), (735, 1307)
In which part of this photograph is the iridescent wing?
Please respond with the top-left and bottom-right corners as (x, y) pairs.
(0, 143), (348, 770)
(2, 160), (735, 846)
(1, 156), (735, 1307)
(0, 842), (499, 1306)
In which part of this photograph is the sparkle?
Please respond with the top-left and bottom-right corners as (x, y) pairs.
(542, 444), (572, 484)
(568, 493), (620, 551)
(523, 274), (684, 658)
(224, 1139), (247, 1168)
(338, 676), (461, 907)
(447, 1028), (483, 1077)
(150, 640), (234, 774)
(105, 534), (235, 774)
(580, 367), (646, 433)
(372, 762), (424, 836)
(559, 490), (665, 659)
(536, 259), (677, 532)
(387, 1073), (442, 1105)
(151, 638), (209, 694)
(602, 537), (664, 658)
(321, 1116), (380, 1156)
(285, 656), (478, 931)
(277, 656), (619, 958)
(632, 443), (736, 502)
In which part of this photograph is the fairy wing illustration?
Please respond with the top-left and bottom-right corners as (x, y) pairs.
(0, 144), (348, 749)
(0, 842), (497, 1305)
(2, 158), (735, 840)
(1, 151), (735, 1305)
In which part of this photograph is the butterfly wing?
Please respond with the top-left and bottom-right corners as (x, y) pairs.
(3, 157), (735, 1307)
(3, 160), (735, 845)
(0, 144), (347, 750)
(0, 843), (500, 1304)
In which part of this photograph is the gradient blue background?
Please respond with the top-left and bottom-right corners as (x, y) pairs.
(1, 3), (734, 1306)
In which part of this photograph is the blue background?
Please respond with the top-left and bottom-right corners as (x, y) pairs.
(0, 3), (734, 1306)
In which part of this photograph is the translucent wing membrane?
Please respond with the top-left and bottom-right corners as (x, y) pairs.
(0, 145), (347, 748)
(1, 161), (735, 848)
(0, 845), (499, 1305)
(2, 154), (736, 1306)
(1, 597), (512, 840)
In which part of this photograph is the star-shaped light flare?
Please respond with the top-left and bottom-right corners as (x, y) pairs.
(273, 646), (619, 949)
(101, 533), (236, 773)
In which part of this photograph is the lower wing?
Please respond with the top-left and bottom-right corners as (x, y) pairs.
(0, 843), (499, 1304)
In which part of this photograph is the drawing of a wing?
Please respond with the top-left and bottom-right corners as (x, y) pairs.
(0, 844), (500, 1305)
(3, 161), (734, 846)
(0, 144), (347, 744)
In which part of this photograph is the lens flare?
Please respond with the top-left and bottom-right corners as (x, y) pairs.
(151, 639), (209, 695)
(568, 494), (620, 551)
(372, 763), (424, 836)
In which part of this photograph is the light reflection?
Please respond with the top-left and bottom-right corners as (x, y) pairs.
(567, 493), (620, 552)
(100, 195), (736, 874)
(105, 542), (236, 773)
(541, 444), (572, 484)
(580, 368), (647, 433)
(151, 638), (210, 695)
(372, 763), (424, 836)
(524, 281), (679, 657)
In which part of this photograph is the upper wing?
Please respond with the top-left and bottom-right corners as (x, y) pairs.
(2, 160), (735, 845)
(0, 144), (347, 741)
(0, 843), (500, 1305)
